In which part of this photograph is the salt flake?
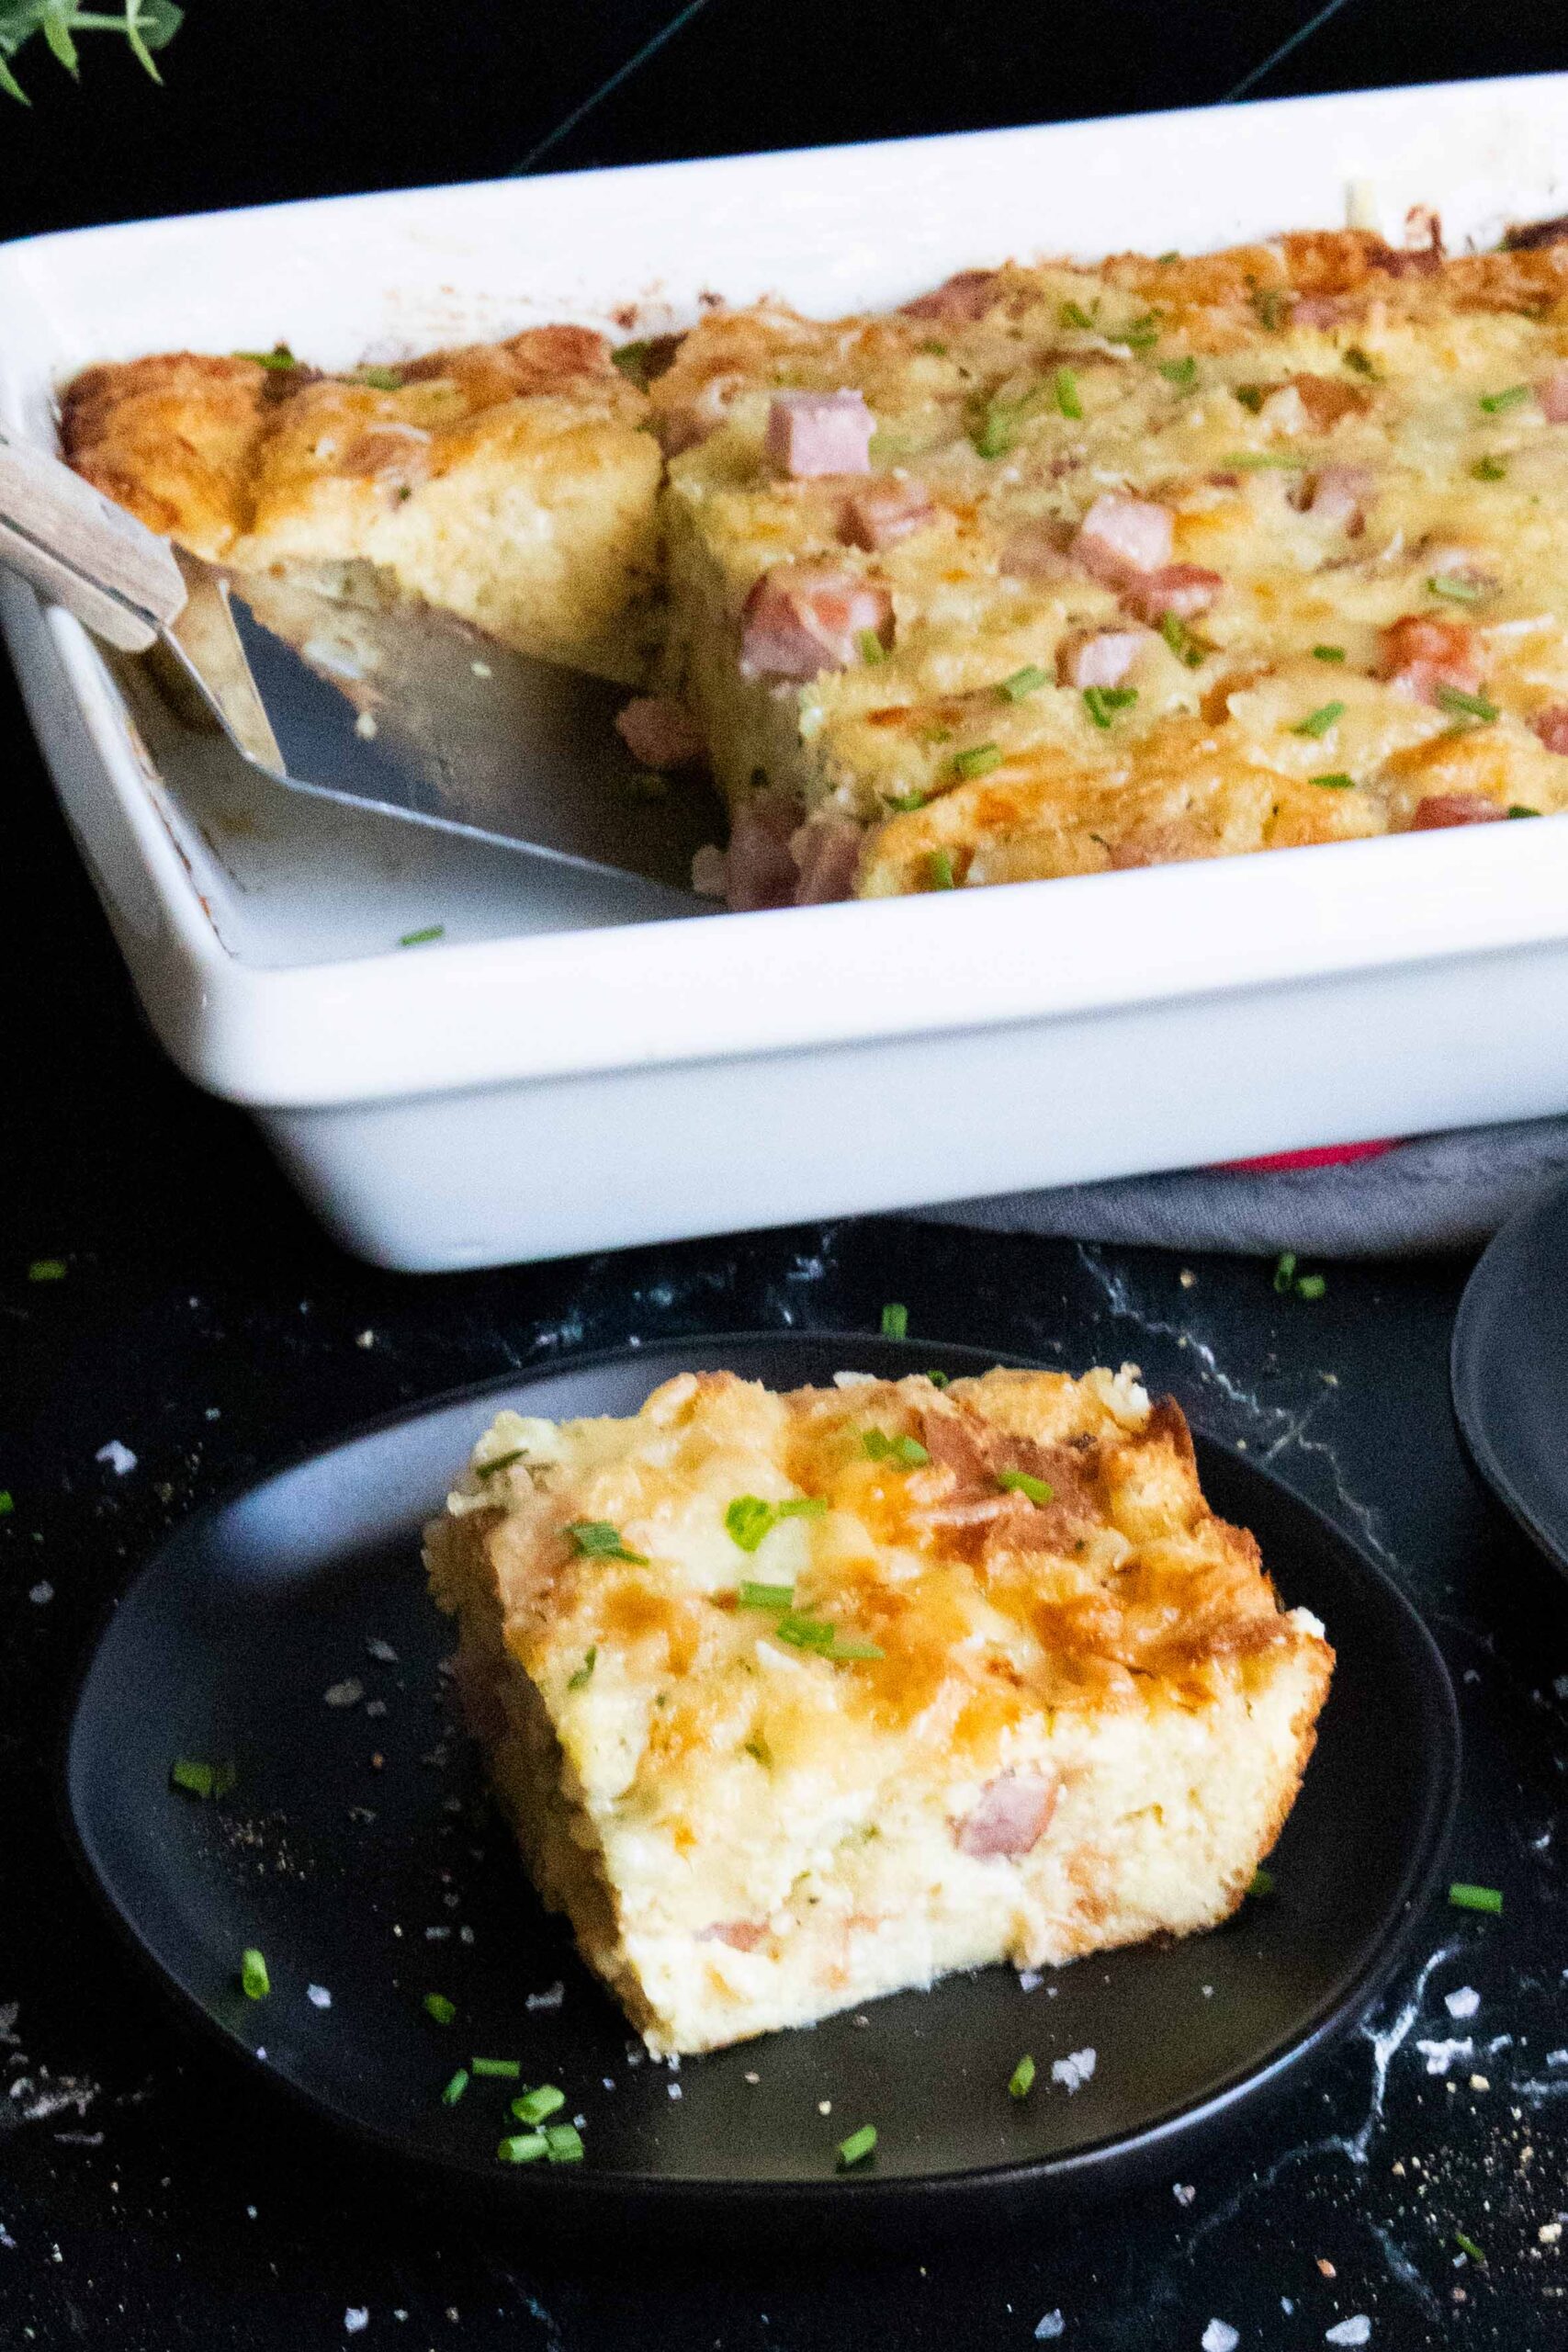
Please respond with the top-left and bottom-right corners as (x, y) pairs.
(323, 1679), (365, 1709)
(1445, 1986), (1481, 2020)
(1173, 2183), (1197, 2206)
(1051, 2048), (1096, 2093)
(525, 1981), (564, 2011)
(96, 1441), (137, 1476)
(344, 2310), (369, 2335)
(1415, 2037), (1472, 2075)
(1034, 2314), (1065, 2341)
(1325, 2322), (1371, 2347)
(307, 1985), (333, 2009)
(1201, 2324), (1239, 2352)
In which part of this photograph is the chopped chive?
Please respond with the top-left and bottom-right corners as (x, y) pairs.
(1312, 773), (1356, 790)
(1224, 451), (1308, 469)
(1008, 2054), (1037, 2100)
(858, 628), (888, 665)
(1059, 300), (1096, 332)
(998, 1470), (1054, 1506)
(1343, 346), (1381, 379)
(236, 346), (298, 371)
(442, 2068), (470, 2106)
(1156, 250), (1179, 264)
(1120, 313), (1160, 351)
(837, 2123), (878, 2168)
(927, 849), (956, 891)
(1454, 2232), (1486, 2264)
(358, 367), (404, 391)
(886, 789), (929, 812)
(1248, 1867), (1276, 1897)
(1471, 455), (1507, 481)
(1159, 356), (1198, 390)
(1448, 1883), (1502, 1914)
(241, 1948), (270, 2001)
(1232, 384), (1267, 414)
(1313, 645), (1347, 662)
(399, 926), (445, 947)
(563, 1519), (647, 1564)
(611, 341), (652, 387)
(423, 1992), (457, 2026)
(1479, 384), (1530, 413)
(170, 1758), (235, 1801)
(926, 1369), (949, 1387)
(744, 1734), (773, 1767)
(1159, 612), (1203, 667)
(971, 396), (1029, 458)
(1252, 287), (1289, 333)
(823, 1634), (886, 1660)
(1083, 685), (1137, 729)
(881, 1301), (909, 1340)
(544, 2122), (585, 2163)
(952, 742), (1003, 780)
(778, 1497), (828, 1520)
(727, 1496), (779, 1554)
(476, 1449), (526, 1479)
(919, 337), (948, 356)
(998, 664), (1051, 702)
(1272, 1252), (1298, 1294)
(919, 723), (953, 746)
(739, 1580), (795, 1610)
(27, 1258), (66, 1282)
(496, 2132), (549, 2164)
(511, 2085), (566, 2126)
(1296, 1273), (1326, 1299)
(1427, 573), (1484, 604)
(1434, 684), (1498, 724)
(862, 1430), (929, 1465)
(469, 2057), (521, 2078)
(1054, 367), (1083, 420)
(0, 1491), (13, 1516)
(1292, 701), (1344, 740)
(1507, 805), (1541, 819)
(567, 1646), (597, 1690)
(774, 1611), (883, 1662)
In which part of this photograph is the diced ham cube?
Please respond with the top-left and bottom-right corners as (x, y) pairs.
(1287, 373), (1371, 431)
(1408, 793), (1506, 830)
(739, 563), (894, 682)
(1533, 707), (1568, 755)
(716, 797), (799, 912)
(791, 819), (863, 905)
(1539, 366), (1568, 423)
(1121, 563), (1223, 625)
(840, 476), (935, 551)
(1073, 494), (1175, 586)
(614, 695), (706, 771)
(998, 522), (1077, 582)
(900, 269), (1000, 323)
(1059, 628), (1145, 689)
(1378, 614), (1483, 704)
(766, 390), (874, 480)
(1292, 295), (1349, 328)
(1303, 465), (1375, 534)
(956, 1771), (1059, 1860)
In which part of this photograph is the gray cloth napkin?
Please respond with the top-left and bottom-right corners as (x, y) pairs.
(916, 1115), (1568, 1259)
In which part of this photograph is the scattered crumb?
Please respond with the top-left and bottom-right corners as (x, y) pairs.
(355, 1331), (377, 1351)
(323, 1679), (365, 1709)
(1470, 2074), (1490, 2092)
(525, 1982), (564, 2012)
(1201, 2323), (1239, 2352)
(354, 712), (378, 741)
(95, 1441), (137, 1476)
(1018, 1970), (1043, 1992)
(307, 1985), (332, 2009)
(344, 2312), (368, 2336)
(744, 2071), (760, 2085)
(367, 1638), (398, 1663)
(1445, 1985), (1481, 2019)
(818, 2099), (831, 2116)
(28, 1582), (51, 1606)
(1325, 2322), (1371, 2347)
(1317, 2259), (1337, 2278)
(1541, 2223), (1563, 2245)
(1179, 1269), (1197, 1288)
(1173, 2183), (1197, 2206)
(667, 2082), (682, 2100)
(1033, 2315), (1064, 2342)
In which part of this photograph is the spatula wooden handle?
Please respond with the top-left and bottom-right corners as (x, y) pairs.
(0, 426), (186, 652)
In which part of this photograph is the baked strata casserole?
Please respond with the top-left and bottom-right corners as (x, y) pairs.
(62, 222), (1568, 903)
(423, 1365), (1332, 2054)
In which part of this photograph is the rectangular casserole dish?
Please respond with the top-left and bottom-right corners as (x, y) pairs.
(6, 74), (1568, 1271)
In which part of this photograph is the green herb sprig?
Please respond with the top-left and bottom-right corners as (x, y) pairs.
(0, 0), (181, 100)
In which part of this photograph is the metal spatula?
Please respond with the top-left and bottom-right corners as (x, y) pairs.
(0, 425), (716, 914)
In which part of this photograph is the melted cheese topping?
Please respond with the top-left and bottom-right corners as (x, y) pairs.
(656, 230), (1568, 887)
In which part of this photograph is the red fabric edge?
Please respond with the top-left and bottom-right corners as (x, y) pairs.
(1213, 1139), (1404, 1174)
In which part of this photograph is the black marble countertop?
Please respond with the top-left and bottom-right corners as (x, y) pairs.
(6, 7), (1568, 2346)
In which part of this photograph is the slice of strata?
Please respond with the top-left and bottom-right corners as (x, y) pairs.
(651, 230), (1568, 904)
(60, 325), (663, 684)
(423, 1363), (1332, 2056)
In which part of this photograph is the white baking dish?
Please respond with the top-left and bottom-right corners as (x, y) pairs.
(7, 75), (1568, 1270)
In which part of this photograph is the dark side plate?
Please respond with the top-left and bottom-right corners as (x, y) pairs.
(64, 1334), (1458, 2232)
(1453, 1173), (1568, 1579)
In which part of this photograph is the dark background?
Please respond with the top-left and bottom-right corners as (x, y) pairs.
(5, 6), (1568, 2348)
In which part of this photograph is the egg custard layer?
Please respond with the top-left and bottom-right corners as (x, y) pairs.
(423, 1365), (1332, 2054)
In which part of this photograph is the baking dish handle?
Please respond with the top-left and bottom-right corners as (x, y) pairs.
(0, 426), (186, 653)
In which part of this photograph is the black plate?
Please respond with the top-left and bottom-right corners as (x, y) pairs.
(1453, 1173), (1568, 1578)
(65, 1334), (1457, 2230)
